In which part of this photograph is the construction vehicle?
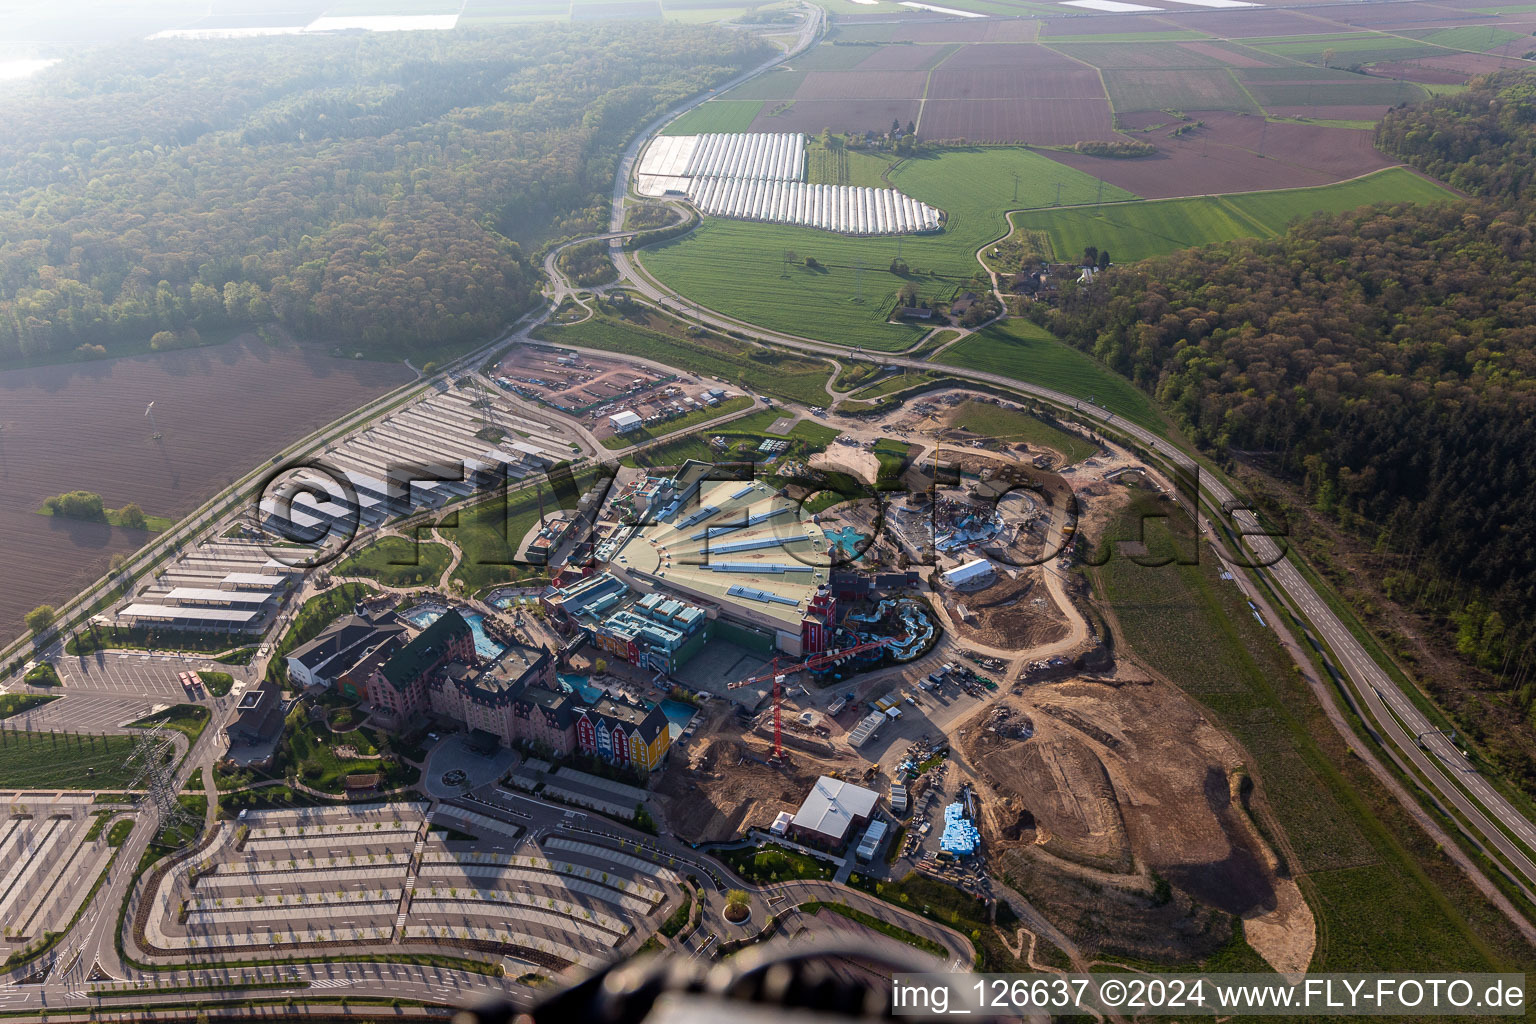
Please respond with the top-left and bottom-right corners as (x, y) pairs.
(727, 637), (894, 759)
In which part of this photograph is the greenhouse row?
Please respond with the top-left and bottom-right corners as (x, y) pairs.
(689, 178), (944, 236)
(683, 132), (806, 181)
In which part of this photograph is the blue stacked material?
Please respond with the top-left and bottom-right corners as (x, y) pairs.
(939, 802), (980, 856)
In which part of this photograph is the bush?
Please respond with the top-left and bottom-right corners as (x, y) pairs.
(24, 663), (61, 687)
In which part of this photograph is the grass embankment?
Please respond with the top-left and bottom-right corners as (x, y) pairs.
(130, 704), (210, 748)
(1086, 497), (1534, 974)
(438, 476), (584, 592)
(534, 313), (835, 407)
(717, 843), (836, 883)
(947, 400), (1098, 464)
(333, 536), (453, 588)
(265, 582), (377, 686)
(1008, 167), (1456, 264)
(621, 408), (837, 470)
(600, 395), (754, 449)
(640, 147), (1136, 351)
(936, 318), (1166, 431)
(798, 900), (948, 959)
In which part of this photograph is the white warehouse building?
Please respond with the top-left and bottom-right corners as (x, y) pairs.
(609, 410), (643, 434)
(942, 558), (995, 589)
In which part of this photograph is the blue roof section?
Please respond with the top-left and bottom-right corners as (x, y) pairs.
(939, 802), (980, 855)
(675, 505), (720, 530)
(707, 563), (814, 574)
(709, 536), (796, 555)
(727, 585), (800, 607)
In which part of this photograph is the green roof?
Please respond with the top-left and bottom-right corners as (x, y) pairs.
(382, 608), (472, 687)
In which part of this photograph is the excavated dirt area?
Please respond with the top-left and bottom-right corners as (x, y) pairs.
(654, 704), (869, 843)
(958, 676), (1315, 972)
(945, 567), (1069, 650)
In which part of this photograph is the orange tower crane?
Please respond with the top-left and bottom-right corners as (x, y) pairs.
(726, 638), (894, 759)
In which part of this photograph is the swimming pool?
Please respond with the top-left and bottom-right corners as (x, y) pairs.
(823, 525), (868, 559)
(558, 673), (604, 704)
(660, 699), (697, 740)
(400, 604), (506, 662)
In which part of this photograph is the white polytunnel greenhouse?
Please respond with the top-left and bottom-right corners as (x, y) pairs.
(634, 130), (944, 236)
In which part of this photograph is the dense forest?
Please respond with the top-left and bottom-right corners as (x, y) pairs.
(1050, 71), (1536, 783)
(0, 26), (769, 363)
(1376, 69), (1536, 200)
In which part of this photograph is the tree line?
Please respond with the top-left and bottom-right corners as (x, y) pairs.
(0, 25), (770, 364)
(1375, 68), (1536, 201)
(1045, 74), (1536, 786)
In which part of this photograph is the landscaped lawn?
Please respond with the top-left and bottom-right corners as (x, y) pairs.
(442, 480), (570, 592)
(0, 694), (58, 717)
(333, 536), (453, 588)
(640, 147), (1135, 351)
(1008, 167), (1456, 264)
(717, 842), (836, 883)
(936, 319), (1165, 431)
(130, 704), (210, 749)
(268, 708), (419, 794)
(197, 670), (234, 697)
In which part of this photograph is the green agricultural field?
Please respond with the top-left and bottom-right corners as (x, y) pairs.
(807, 141), (899, 188)
(1088, 502), (1535, 975)
(534, 314), (835, 405)
(662, 101), (765, 136)
(1412, 25), (1523, 50)
(1246, 32), (1451, 65)
(947, 400), (1098, 463)
(787, 43), (884, 70)
(0, 729), (150, 788)
(1246, 79), (1427, 109)
(333, 536), (453, 588)
(640, 147), (1135, 350)
(1052, 41), (1258, 69)
(936, 319), (1164, 431)
(713, 69), (807, 102)
(1103, 69), (1260, 113)
(1009, 167), (1456, 264)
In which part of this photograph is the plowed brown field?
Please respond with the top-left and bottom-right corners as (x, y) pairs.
(0, 334), (411, 637)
